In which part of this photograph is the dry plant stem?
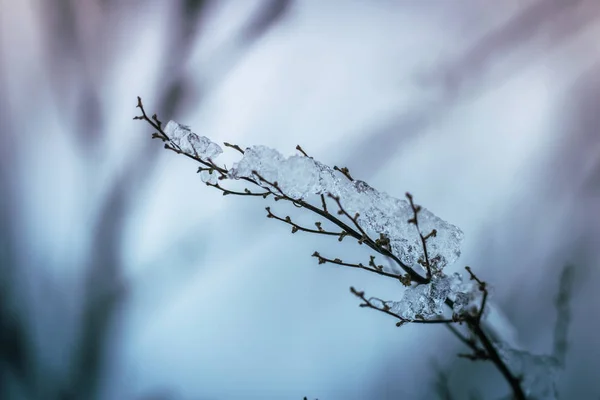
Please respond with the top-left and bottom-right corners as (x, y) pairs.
(207, 181), (271, 197)
(251, 170), (428, 284)
(135, 97), (427, 283)
(295, 145), (310, 158)
(405, 192), (523, 397)
(302, 194), (422, 279)
(320, 194), (328, 213)
(471, 321), (525, 399)
(328, 194), (372, 244)
(333, 165), (354, 181)
(444, 287), (524, 398)
(266, 207), (342, 236)
(406, 192), (434, 280)
(134, 97), (526, 400)
(465, 266), (488, 323)
(441, 301), (525, 398)
(312, 252), (412, 281)
(224, 142), (245, 154)
(350, 287), (456, 326)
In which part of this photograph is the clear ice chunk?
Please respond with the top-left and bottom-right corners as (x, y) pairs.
(187, 133), (223, 160)
(200, 169), (219, 185)
(164, 120), (223, 160)
(385, 275), (454, 319)
(447, 272), (480, 316)
(229, 145), (463, 271)
(164, 120), (190, 144)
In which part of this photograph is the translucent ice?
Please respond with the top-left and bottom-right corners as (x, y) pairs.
(447, 272), (480, 316)
(200, 169), (219, 185)
(385, 275), (455, 319)
(164, 121), (223, 160)
(229, 145), (463, 271)
(164, 120), (190, 143)
(187, 133), (223, 159)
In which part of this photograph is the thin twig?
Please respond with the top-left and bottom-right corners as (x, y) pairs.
(327, 194), (372, 245)
(313, 252), (412, 284)
(406, 192), (435, 280)
(350, 287), (456, 326)
(266, 208), (341, 236)
(224, 142), (245, 154)
(251, 171), (427, 283)
(295, 145), (311, 158)
(206, 182), (271, 198)
(333, 165), (354, 181)
(465, 266), (488, 323)
(320, 194), (328, 214)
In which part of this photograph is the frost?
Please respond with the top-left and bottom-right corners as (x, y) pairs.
(200, 169), (218, 185)
(229, 145), (463, 272)
(227, 146), (285, 181)
(189, 134), (223, 159)
(157, 126), (463, 274)
(164, 120), (191, 143)
(447, 272), (480, 316)
(382, 273), (482, 320)
(385, 275), (455, 319)
(497, 345), (560, 400)
(164, 120), (223, 160)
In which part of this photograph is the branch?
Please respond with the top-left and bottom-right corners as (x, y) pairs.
(327, 194), (372, 245)
(350, 287), (456, 326)
(266, 208), (341, 236)
(465, 266), (488, 323)
(333, 165), (354, 181)
(134, 97), (526, 399)
(312, 252), (412, 285)
(251, 170), (428, 284)
(224, 142), (245, 154)
(206, 181), (271, 198)
(406, 192), (436, 280)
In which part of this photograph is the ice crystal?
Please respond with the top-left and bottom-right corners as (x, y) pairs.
(229, 145), (463, 272)
(164, 120), (223, 160)
(447, 272), (480, 316)
(385, 275), (454, 319)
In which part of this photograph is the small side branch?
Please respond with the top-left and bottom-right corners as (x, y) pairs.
(266, 208), (342, 236)
(406, 192), (436, 280)
(465, 266), (488, 323)
(333, 165), (354, 181)
(206, 182), (271, 198)
(350, 287), (455, 327)
(312, 252), (412, 284)
(327, 194), (373, 246)
(295, 145), (311, 158)
(134, 97), (229, 175)
(224, 142), (245, 154)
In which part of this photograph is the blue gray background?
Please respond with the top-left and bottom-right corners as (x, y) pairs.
(1, 1), (599, 399)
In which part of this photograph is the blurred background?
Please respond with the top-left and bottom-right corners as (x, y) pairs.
(1, 0), (599, 399)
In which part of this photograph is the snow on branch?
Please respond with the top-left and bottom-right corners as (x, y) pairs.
(134, 97), (535, 399)
(228, 144), (465, 275)
(140, 113), (465, 277)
